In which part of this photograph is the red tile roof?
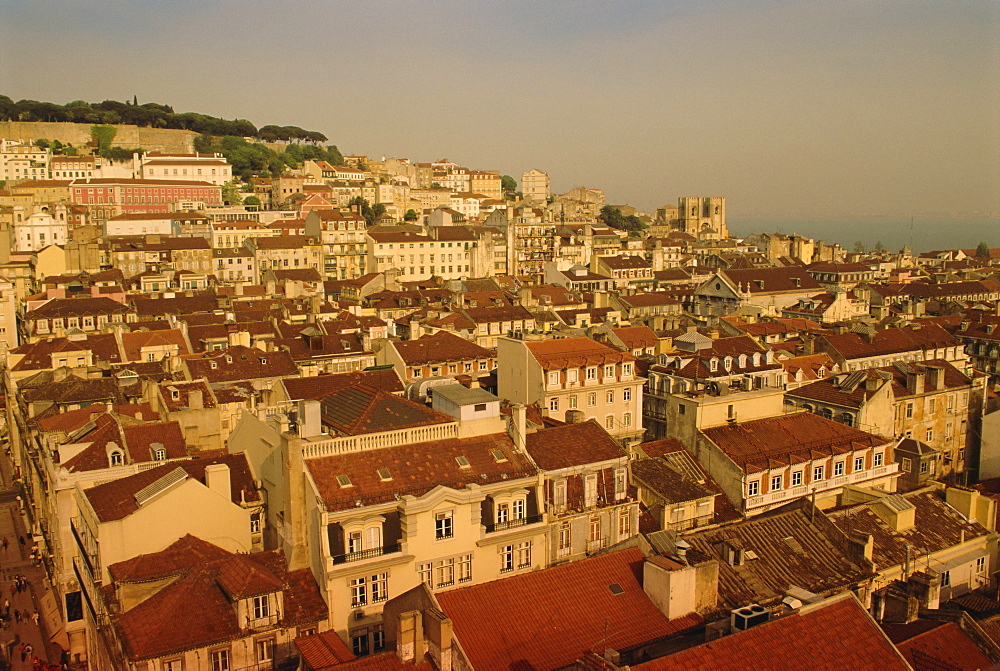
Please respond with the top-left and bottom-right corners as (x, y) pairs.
(526, 336), (635, 370)
(185, 345), (299, 383)
(392, 330), (493, 366)
(120, 328), (189, 361)
(83, 453), (259, 522)
(281, 370), (403, 402)
(9, 333), (124, 370)
(108, 537), (326, 661)
(306, 432), (535, 511)
(436, 547), (701, 670)
(895, 621), (991, 670)
(635, 594), (908, 671)
(702, 413), (891, 473)
(525, 420), (625, 470)
(319, 386), (451, 436)
(295, 630), (356, 669)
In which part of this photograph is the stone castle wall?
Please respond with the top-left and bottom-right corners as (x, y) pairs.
(0, 121), (197, 153)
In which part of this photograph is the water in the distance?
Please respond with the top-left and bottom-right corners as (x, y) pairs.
(729, 215), (999, 254)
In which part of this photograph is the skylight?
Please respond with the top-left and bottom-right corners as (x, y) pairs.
(377, 468), (392, 482)
(490, 449), (507, 463)
(455, 456), (471, 468)
(336, 474), (353, 488)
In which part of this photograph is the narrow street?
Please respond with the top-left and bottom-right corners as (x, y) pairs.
(0, 444), (65, 670)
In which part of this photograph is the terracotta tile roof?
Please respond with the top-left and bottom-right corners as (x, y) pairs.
(83, 453), (259, 522)
(724, 267), (823, 294)
(436, 547), (702, 670)
(895, 621), (991, 671)
(306, 432), (535, 511)
(311, 652), (434, 671)
(820, 323), (958, 360)
(9, 333), (124, 370)
(525, 420), (625, 470)
(253, 234), (318, 249)
(109, 538), (326, 661)
(392, 330), (493, 366)
(281, 370), (403, 402)
(702, 412), (891, 473)
(319, 386), (452, 436)
(159, 380), (217, 411)
(684, 503), (874, 609)
(23, 296), (132, 320)
(631, 457), (716, 505)
(109, 534), (233, 583)
(120, 328), (189, 361)
(186, 345), (299, 383)
(526, 336), (635, 370)
(20, 373), (125, 406)
(295, 630), (356, 669)
(618, 292), (683, 308)
(635, 594), (908, 671)
(462, 304), (535, 324)
(273, 332), (367, 362)
(269, 268), (323, 282)
(788, 358), (971, 408)
(828, 488), (989, 571)
(612, 325), (659, 350)
(35, 403), (155, 434)
(131, 294), (218, 317)
(107, 236), (212, 251)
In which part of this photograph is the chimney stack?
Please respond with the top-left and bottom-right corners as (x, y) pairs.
(204, 463), (232, 502)
(510, 403), (527, 451)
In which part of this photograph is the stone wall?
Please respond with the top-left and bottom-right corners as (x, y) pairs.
(0, 121), (197, 153)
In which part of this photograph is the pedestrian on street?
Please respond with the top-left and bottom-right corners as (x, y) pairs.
(1, 536), (7, 551)
(13, 608), (19, 623)
(18, 535), (24, 546)
(33, 610), (40, 624)
(19, 643), (26, 662)
(3, 597), (9, 616)
(9, 583), (15, 598)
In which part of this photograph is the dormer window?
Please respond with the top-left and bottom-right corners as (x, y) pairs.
(252, 594), (270, 620)
(738, 354), (747, 368)
(109, 450), (123, 467)
(709, 358), (719, 372)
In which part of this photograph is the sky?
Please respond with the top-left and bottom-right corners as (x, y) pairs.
(2, 0), (998, 219)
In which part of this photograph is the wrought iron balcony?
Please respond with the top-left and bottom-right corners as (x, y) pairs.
(484, 514), (543, 534)
(331, 543), (401, 565)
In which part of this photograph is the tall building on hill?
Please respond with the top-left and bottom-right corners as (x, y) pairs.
(678, 196), (727, 240)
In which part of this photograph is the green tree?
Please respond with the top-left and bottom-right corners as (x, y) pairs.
(222, 181), (243, 206)
(33, 138), (50, 149)
(103, 147), (143, 162)
(347, 196), (385, 226)
(403, 209), (419, 221)
(501, 175), (517, 194)
(853, 241), (866, 253)
(976, 242), (991, 258)
(874, 241), (885, 252)
(243, 195), (261, 208)
(90, 125), (117, 153)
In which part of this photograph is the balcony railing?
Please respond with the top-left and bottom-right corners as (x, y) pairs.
(484, 514), (543, 534)
(331, 543), (401, 565)
(665, 514), (714, 532)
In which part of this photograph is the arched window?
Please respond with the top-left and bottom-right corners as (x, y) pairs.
(842, 413), (854, 427)
(109, 450), (123, 466)
(820, 408), (833, 420)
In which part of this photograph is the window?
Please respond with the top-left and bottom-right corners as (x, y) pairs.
(549, 398), (559, 412)
(926, 428), (933, 442)
(417, 562), (432, 586)
(548, 371), (560, 386)
(558, 523), (571, 554)
(250, 513), (261, 534)
(499, 545), (514, 572)
(792, 471), (803, 487)
(589, 516), (602, 542)
(874, 452), (884, 467)
(606, 390), (615, 404)
(588, 392), (597, 407)
(941, 570), (951, 587)
(435, 511), (453, 539)
(747, 481), (759, 497)
(977, 557), (987, 574)
(350, 577), (366, 607)
(163, 660), (182, 671)
(623, 412), (632, 427)
(604, 365), (615, 379)
(854, 456), (864, 472)
(255, 638), (274, 664)
(814, 465), (825, 481)
(554, 480), (567, 510)
(833, 461), (845, 477)
(512, 498), (525, 519)
(569, 395), (578, 409)
(586, 367), (597, 380)
(920, 461), (930, 474)
(928, 398), (936, 412)
(516, 541), (532, 568)
(436, 558), (454, 587)
(618, 509), (631, 537)
(623, 388), (632, 402)
(496, 502), (509, 524)
(623, 363), (633, 376)
(109, 450), (123, 466)
(458, 554), (473, 583)
(252, 595), (270, 619)
(351, 631), (370, 657)
(771, 475), (782, 491)
(585, 474), (598, 507)
(902, 458), (912, 472)
(567, 369), (579, 383)
(605, 415), (614, 430)
(210, 650), (230, 671)
(905, 403), (913, 418)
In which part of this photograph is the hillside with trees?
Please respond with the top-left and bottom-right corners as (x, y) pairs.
(0, 94), (346, 179)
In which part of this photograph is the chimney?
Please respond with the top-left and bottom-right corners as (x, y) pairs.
(188, 389), (203, 409)
(565, 409), (585, 424)
(227, 330), (251, 348)
(909, 571), (941, 610)
(925, 366), (944, 390)
(904, 369), (925, 395)
(204, 463), (232, 502)
(396, 611), (425, 665)
(510, 403), (527, 451)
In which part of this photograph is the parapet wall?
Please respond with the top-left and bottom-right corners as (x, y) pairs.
(0, 121), (197, 153)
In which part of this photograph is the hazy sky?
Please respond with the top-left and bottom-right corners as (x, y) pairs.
(2, 1), (998, 218)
